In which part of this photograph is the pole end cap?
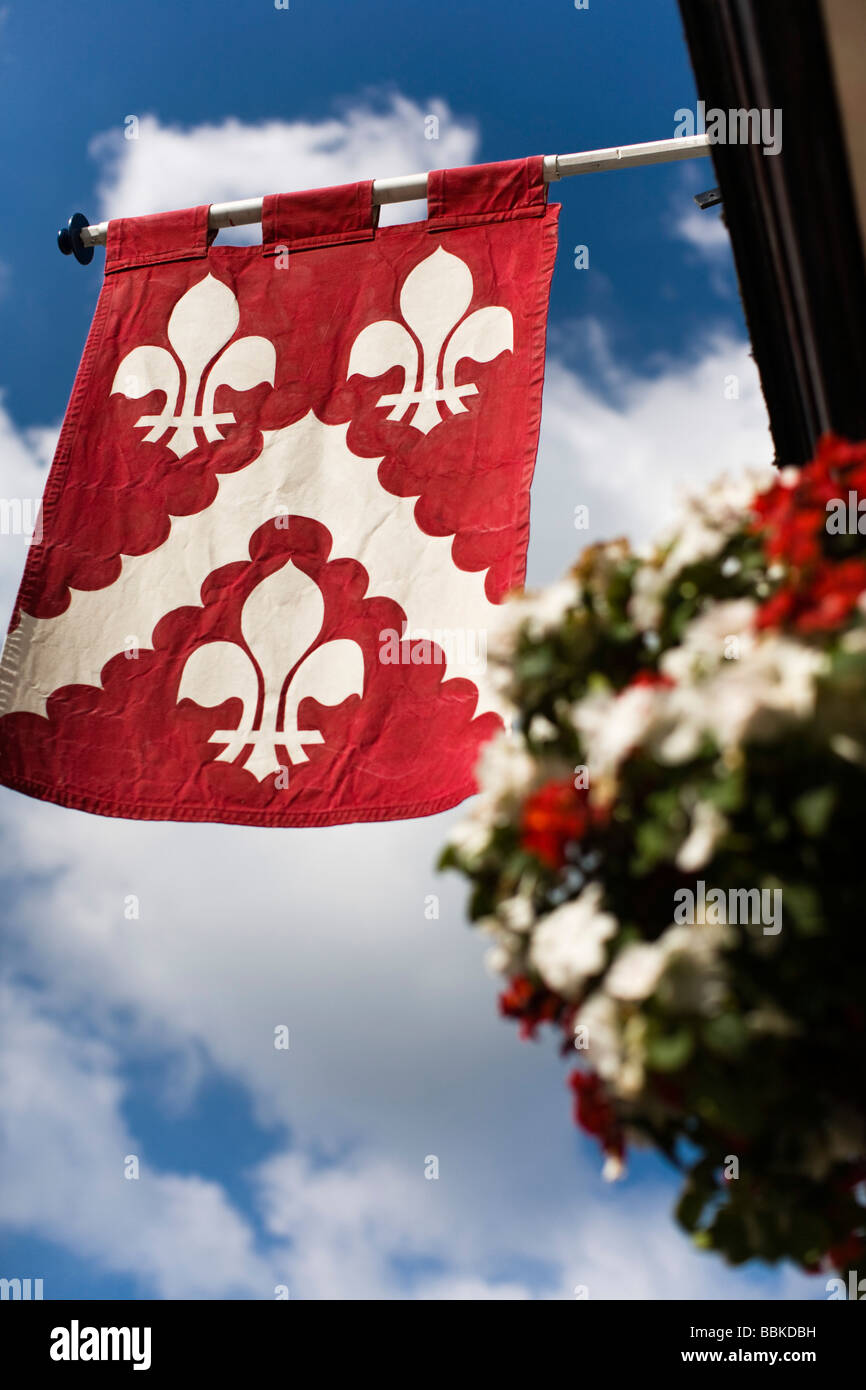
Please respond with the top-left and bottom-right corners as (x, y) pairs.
(58, 213), (94, 264)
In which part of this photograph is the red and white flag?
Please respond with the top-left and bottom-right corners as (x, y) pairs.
(0, 158), (558, 826)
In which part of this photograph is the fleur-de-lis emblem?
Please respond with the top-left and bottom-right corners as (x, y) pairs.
(347, 247), (513, 434)
(177, 561), (365, 783)
(111, 274), (276, 458)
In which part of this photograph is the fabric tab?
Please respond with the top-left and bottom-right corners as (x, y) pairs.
(426, 156), (547, 231)
(262, 181), (378, 255)
(105, 205), (213, 274)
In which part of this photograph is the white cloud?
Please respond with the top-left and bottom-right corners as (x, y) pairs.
(0, 399), (58, 628)
(0, 983), (272, 1299)
(675, 205), (731, 256)
(0, 981), (816, 1300)
(89, 98), (478, 233)
(527, 332), (774, 584)
(672, 203), (736, 299)
(254, 1148), (738, 1301)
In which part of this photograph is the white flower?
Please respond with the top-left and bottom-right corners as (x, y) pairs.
(485, 944), (517, 977)
(497, 895), (535, 934)
(602, 1152), (626, 1182)
(528, 883), (618, 999)
(446, 816), (492, 859)
(447, 729), (537, 855)
(606, 941), (667, 1002)
(649, 468), (772, 587)
(477, 916), (525, 978)
(660, 599), (757, 684)
(745, 1005), (799, 1038)
(525, 577), (581, 636)
(606, 923), (733, 1014)
(623, 468), (774, 644)
(575, 991), (648, 1099)
(574, 991), (624, 1082)
(651, 684), (707, 764)
(676, 799), (728, 871)
(476, 729), (536, 806)
(571, 681), (663, 789)
(752, 638), (828, 719)
(628, 561), (665, 632)
(527, 713), (558, 744)
(656, 635), (826, 763)
(830, 733), (866, 767)
(654, 923), (733, 1015)
(489, 577), (581, 658)
(571, 602), (824, 782)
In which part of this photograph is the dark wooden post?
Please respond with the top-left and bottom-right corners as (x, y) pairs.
(678, 0), (866, 464)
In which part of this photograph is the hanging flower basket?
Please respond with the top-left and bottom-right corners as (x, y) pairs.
(441, 437), (866, 1273)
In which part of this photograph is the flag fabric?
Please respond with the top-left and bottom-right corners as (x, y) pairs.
(0, 158), (559, 826)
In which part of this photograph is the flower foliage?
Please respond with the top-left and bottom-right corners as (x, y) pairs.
(441, 437), (866, 1273)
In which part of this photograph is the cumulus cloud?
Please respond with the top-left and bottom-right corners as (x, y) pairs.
(0, 983), (271, 1299)
(528, 332), (774, 583)
(0, 399), (58, 628)
(672, 202), (737, 299)
(89, 97), (478, 233)
(1, 981), (816, 1300)
(675, 205), (731, 257)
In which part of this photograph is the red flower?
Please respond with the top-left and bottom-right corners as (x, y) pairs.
(752, 435), (866, 574)
(755, 586), (797, 630)
(569, 1069), (624, 1158)
(630, 669), (674, 689)
(815, 434), (866, 477)
(753, 486), (825, 567)
(520, 779), (589, 869)
(827, 1234), (864, 1269)
(499, 975), (564, 1039)
(499, 975), (535, 1017)
(759, 558), (866, 633)
(795, 558), (866, 632)
(750, 438), (866, 633)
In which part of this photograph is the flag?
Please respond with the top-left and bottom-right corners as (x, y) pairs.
(0, 158), (558, 826)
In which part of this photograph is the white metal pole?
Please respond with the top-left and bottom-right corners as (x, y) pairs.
(77, 134), (712, 249)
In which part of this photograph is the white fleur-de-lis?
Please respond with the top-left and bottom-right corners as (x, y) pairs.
(347, 246), (513, 434)
(177, 561), (364, 783)
(111, 275), (276, 458)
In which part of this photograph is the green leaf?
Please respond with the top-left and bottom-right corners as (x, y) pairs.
(705, 769), (745, 814)
(676, 1186), (707, 1233)
(709, 1208), (751, 1264)
(779, 880), (824, 936)
(515, 645), (556, 680)
(829, 647), (866, 681)
(793, 786), (836, 837)
(702, 1013), (748, 1059)
(647, 1026), (694, 1072)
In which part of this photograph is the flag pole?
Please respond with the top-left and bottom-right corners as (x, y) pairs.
(59, 134), (712, 258)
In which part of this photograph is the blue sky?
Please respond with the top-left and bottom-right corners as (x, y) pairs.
(2, 0), (744, 427)
(0, 0), (821, 1300)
